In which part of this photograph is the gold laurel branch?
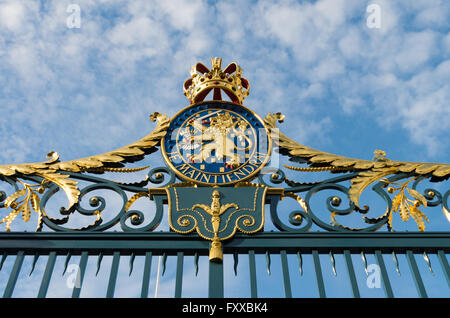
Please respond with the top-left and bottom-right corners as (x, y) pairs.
(0, 113), (169, 231)
(265, 112), (450, 178)
(53, 113), (170, 172)
(265, 112), (450, 216)
(381, 177), (431, 231)
(283, 164), (352, 172)
(85, 166), (150, 174)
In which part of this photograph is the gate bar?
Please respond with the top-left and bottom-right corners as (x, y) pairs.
(375, 250), (394, 298)
(312, 250), (326, 298)
(106, 251), (120, 298)
(280, 250), (292, 298)
(71, 251), (88, 298)
(208, 261), (223, 298)
(406, 250), (428, 298)
(141, 252), (152, 298)
(248, 250), (257, 298)
(3, 250), (24, 298)
(437, 250), (450, 288)
(37, 251), (57, 298)
(175, 252), (184, 298)
(344, 250), (360, 298)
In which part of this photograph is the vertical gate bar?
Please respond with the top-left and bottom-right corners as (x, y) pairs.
(174, 252), (184, 298)
(437, 250), (450, 288)
(344, 250), (360, 298)
(280, 250), (292, 298)
(208, 260), (224, 298)
(312, 250), (326, 298)
(3, 251), (25, 298)
(37, 251), (57, 298)
(141, 252), (153, 298)
(374, 250), (394, 298)
(106, 251), (120, 298)
(72, 251), (88, 298)
(248, 250), (258, 298)
(406, 250), (428, 298)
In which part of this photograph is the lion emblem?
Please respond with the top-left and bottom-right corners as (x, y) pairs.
(180, 111), (252, 168)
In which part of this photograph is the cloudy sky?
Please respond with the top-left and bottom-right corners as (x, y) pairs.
(0, 0), (448, 167)
(0, 0), (449, 298)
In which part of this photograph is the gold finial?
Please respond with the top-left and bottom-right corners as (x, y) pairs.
(183, 57), (250, 105)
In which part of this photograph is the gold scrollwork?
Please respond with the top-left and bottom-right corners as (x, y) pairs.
(0, 113), (170, 231)
(265, 112), (450, 231)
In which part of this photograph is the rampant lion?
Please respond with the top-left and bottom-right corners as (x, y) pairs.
(183, 112), (251, 168)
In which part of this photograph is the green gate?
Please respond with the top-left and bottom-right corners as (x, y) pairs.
(0, 58), (448, 298)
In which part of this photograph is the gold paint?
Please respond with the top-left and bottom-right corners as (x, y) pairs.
(183, 58), (250, 105)
(0, 113), (169, 231)
(381, 177), (430, 231)
(166, 185), (268, 262)
(161, 101), (272, 186)
(192, 190), (238, 262)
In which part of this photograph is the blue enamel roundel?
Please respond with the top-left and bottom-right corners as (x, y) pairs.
(162, 101), (271, 185)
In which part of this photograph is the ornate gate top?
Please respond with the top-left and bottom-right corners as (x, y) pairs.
(183, 57), (250, 104)
(0, 58), (449, 248)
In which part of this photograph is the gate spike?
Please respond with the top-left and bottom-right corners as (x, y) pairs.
(29, 253), (40, 276)
(297, 251), (303, 276)
(361, 251), (368, 276)
(265, 251), (271, 275)
(96, 253), (103, 276)
(392, 251), (401, 276)
(233, 251), (238, 276)
(423, 252), (434, 275)
(161, 253), (167, 276)
(329, 251), (337, 276)
(0, 252), (7, 271)
(62, 252), (72, 276)
(129, 253), (135, 276)
(194, 252), (199, 276)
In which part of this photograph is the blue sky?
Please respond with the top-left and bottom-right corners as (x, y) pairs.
(0, 0), (449, 298)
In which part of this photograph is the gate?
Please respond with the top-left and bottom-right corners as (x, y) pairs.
(0, 58), (449, 299)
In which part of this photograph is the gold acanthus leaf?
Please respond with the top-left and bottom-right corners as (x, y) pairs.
(0, 113), (170, 213)
(264, 112), (450, 209)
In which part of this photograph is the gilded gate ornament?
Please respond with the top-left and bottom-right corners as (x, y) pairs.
(0, 57), (448, 240)
(164, 185), (269, 262)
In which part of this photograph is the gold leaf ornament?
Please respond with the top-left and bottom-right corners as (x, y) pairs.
(0, 113), (170, 231)
(264, 112), (449, 231)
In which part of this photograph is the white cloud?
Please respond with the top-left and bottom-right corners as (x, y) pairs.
(0, 2), (25, 31)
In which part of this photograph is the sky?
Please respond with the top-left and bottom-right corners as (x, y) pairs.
(0, 0), (449, 298)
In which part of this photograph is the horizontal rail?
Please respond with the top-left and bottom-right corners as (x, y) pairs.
(0, 232), (449, 255)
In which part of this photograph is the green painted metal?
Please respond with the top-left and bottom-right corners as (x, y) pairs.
(167, 186), (266, 243)
(312, 250), (326, 298)
(406, 250), (428, 298)
(280, 250), (292, 298)
(71, 251), (88, 298)
(248, 250), (257, 298)
(208, 261), (224, 298)
(1, 232), (449, 253)
(344, 250), (360, 298)
(37, 251), (56, 298)
(437, 250), (450, 288)
(375, 250), (394, 298)
(175, 252), (184, 298)
(106, 251), (120, 298)
(140, 252), (152, 298)
(3, 250), (24, 298)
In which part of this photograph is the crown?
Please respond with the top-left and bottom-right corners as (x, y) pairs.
(183, 57), (250, 105)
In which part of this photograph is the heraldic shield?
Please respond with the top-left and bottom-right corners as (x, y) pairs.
(166, 185), (268, 262)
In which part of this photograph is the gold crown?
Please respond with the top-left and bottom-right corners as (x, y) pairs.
(183, 57), (250, 105)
